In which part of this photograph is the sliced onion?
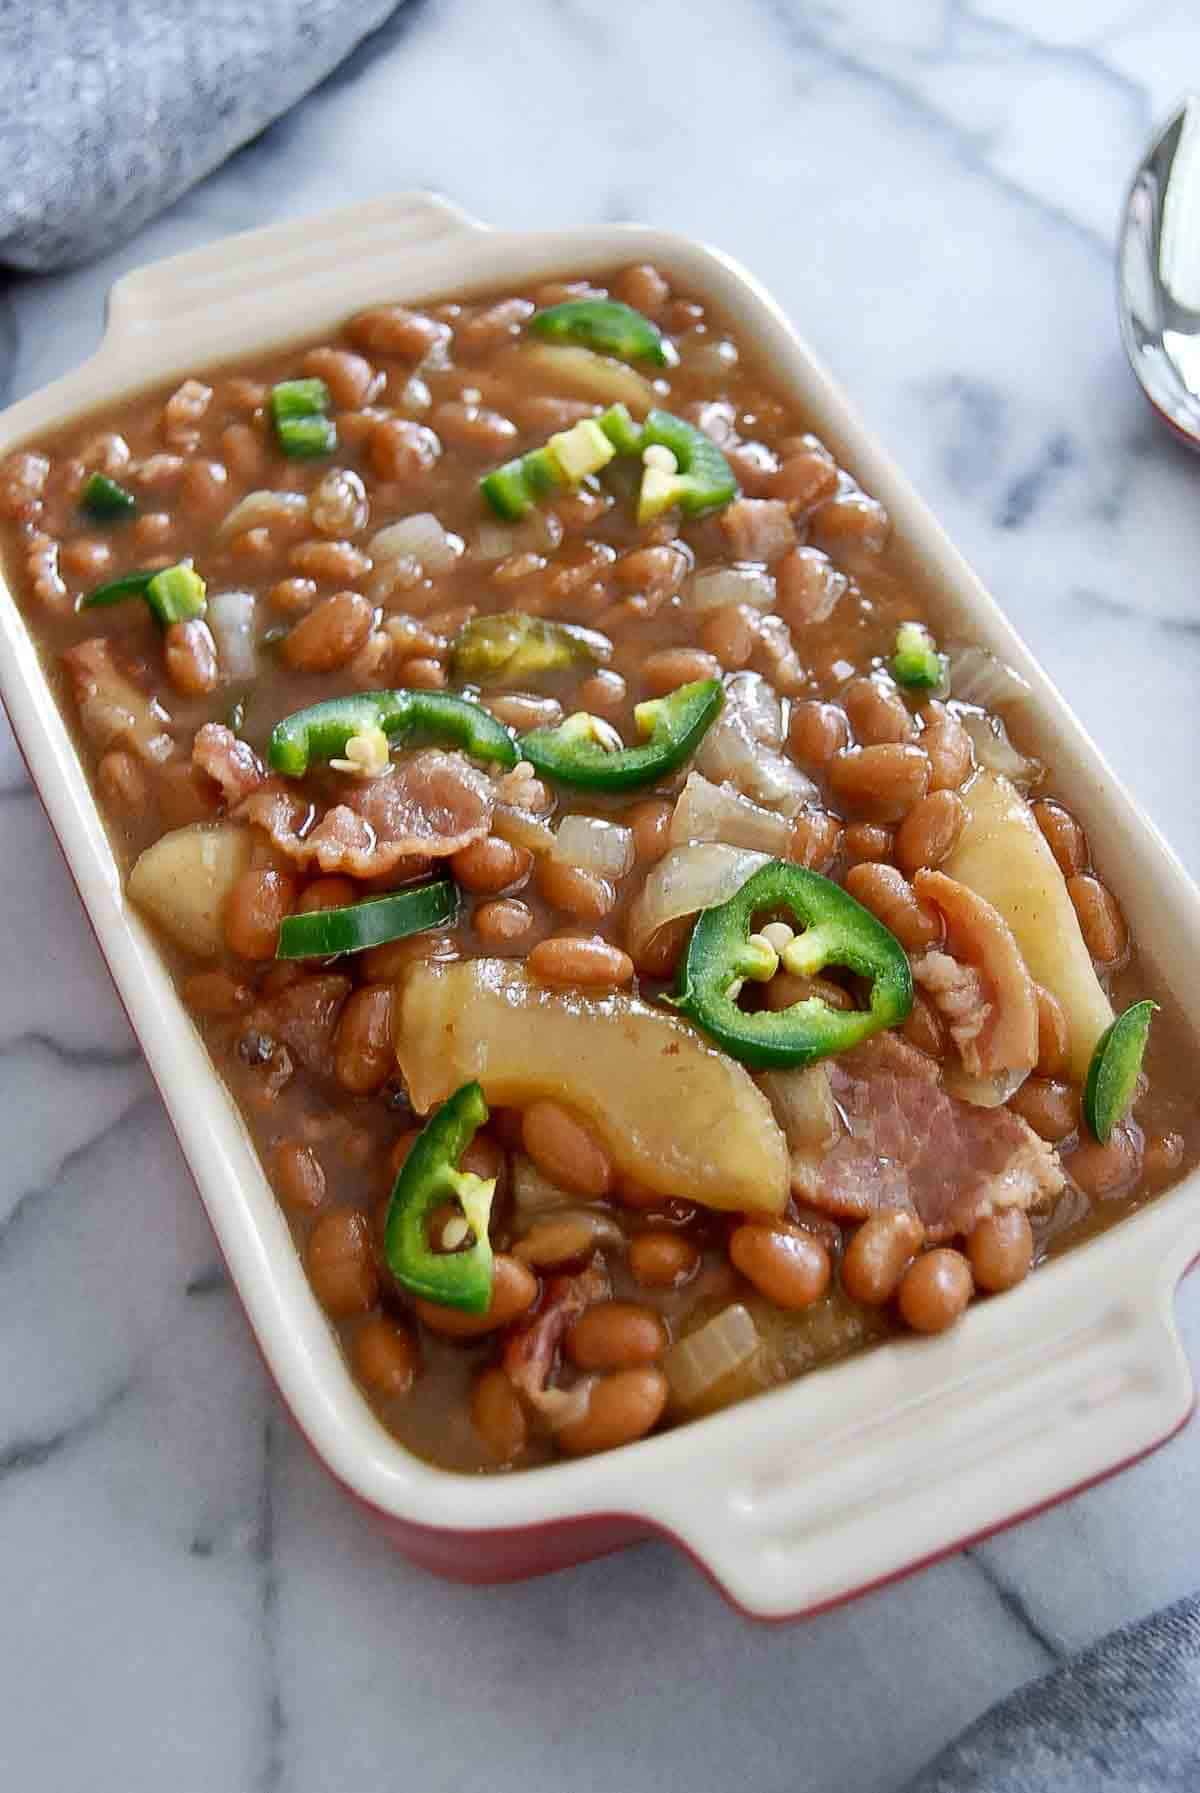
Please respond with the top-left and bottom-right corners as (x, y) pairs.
(950, 645), (1031, 711)
(664, 1305), (762, 1415)
(943, 1064), (1031, 1108)
(207, 590), (257, 682)
(958, 710), (1042, 789)
(369, 513), (463, 573)
(757, 1065), (838, 1154)
(687, 566), (776, 612)
(512, 1155), (578, 1218)
(218, 489), (308, 537)
(519, 342), (654, 414)
(626, 843), (769, 962)
(398, 374), (432, 413)
(553, 813), (634, 877)
(670, 771), (793, 855)
(492, 803), (557, 856)
(697, 673), (815, 817)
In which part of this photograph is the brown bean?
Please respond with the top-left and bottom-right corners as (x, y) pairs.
(842, 821), (895, 866)
(729, 1223), (831, 1310)
(612, 543), (690, 597)
(289, 538), (371, 584)
(967, 1210), (1033, 1294)
(700, 602), (759, 670)
(223, 376), (267, 415)
(841, 1211), (926, 1305)
(557, 1368), (668, 1456)
(302, 346), (379, 408)
(829, 744), (930, 819)
(281, 590), (373, 672)
(334, 986), (394, 1096)
(630, 913), (692, 980)
(789, 700), (850, 765)
(297, 875), (358, 914)
(133, 512), (175, 553)
(844, 676), (915, 745)
(1008, 1077), (1079, 1143)
(844, 862), (942, 951)
(474, 898), (534, 949)
(450, 835), (530, 895)
(641, 647), (721, 695)
(522, 1101), (613, 1198)
(767, 437), (839, 510)
(165, 619), (219, 695)
(0, 449), (50, 520)
(576, 669), (627, 714)
(1035, 987), (1070, 1079)
(1067, 874), (1127, 964)
(919, 702), (974, 792)
(1068, 1126), (1142, 1198)
(60, 537), (112, 581)
(414, 1254), (538, 1338)
(528, 934), (634, 989)
(1144, 1131), (1185, 1186)
(513, 1215), (607, 1269)
(353, 1314), (418, 1399)
(182, 969), (253, 1018)
(485, 692), (563, 733)
(763, 972), (856, 1013)
(306, 1210), (378, 1318)
(776, 545), (847, 626)
(1033, 799), (1088, 877)
(788, 808), (842, 871)
(181, 459), (229, 515)
(471, 1367), (528, 1462)
(157, 760), (223, 827)
(402, 656), (447, 691)
(566, 1301), (667, 1371)
(97, 748), (146, 815)
(897, 1248), (973, 1333)
(221, 423), (265, 483)
(627, 798), (673, 864)
(455, 298), (535, 358)
(430, 400), (517, 459)
(368, 417), (441, 483)
(629, 1230), (700, 1290)
(273, 1140), (327, 1212)
(895, 789), (966, 876)
(348, 304), (448, 360)
(225, 868), (296, 960)
(612, 263), (670, 318)
(810, 486), (889, 555)
(268, 576), (318, 614)
(535, 857), (616, 922)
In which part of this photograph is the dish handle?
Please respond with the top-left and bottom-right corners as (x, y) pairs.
(105, 191), (487, 338)
(646, 1237), (1195, 1620)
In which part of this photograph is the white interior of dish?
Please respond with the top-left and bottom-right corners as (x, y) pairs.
(1, 192), (1198, 1618)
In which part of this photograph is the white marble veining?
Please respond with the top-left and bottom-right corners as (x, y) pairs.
(2, 4), (1199, 1789)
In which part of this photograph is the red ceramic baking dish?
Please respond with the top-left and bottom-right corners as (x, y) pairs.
(2, 192), (1198, 1619)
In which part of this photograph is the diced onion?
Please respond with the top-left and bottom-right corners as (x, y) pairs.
(207, 589), (257, 682)
(626, 843), (769, 961)
(950, 645), (1031, 711)
(669, 771), (793, 855)
(687, 566), (776, 612)
(958, 710), (1042, 789)
(664, 1305), (762, 1414)
(512, 1155), (577, 1218)
(492, 803), (557, 856)
(398, 375), (432, 413)
(696, 673), (815, 817)
(369, 513), (463, 572)
(553, 813), (635, 878)
(218, 489), (308, 537)
(943, 1064), (1031, 1108)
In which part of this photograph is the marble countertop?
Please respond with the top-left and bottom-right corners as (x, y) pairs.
(3, 3), (1199, 1789)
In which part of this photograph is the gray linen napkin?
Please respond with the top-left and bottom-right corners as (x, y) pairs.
(0, 0), (407, 271)
(905, 1592), (1200, 1791)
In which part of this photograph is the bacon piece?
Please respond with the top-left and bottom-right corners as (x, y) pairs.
(62, 638), (174, 764)
(192, 723), (265, 805)
(251, 974), (351, 1079)
(810, 1034), (1063, 1240)
(238, 749), (492, 877)
(503, 1260), (610, 1430)
(913, 871), (1038, 1078)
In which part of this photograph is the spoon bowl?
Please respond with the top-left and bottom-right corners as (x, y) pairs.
(1118, 94), (1200, 447)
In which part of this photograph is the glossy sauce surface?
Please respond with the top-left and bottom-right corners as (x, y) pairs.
(2, 264), (1196, 1473)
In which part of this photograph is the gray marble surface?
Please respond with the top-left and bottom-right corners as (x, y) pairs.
(2, 4), (1200, 1789)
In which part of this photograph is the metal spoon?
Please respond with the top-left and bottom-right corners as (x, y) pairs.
(1118, 94), (1200, 446)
